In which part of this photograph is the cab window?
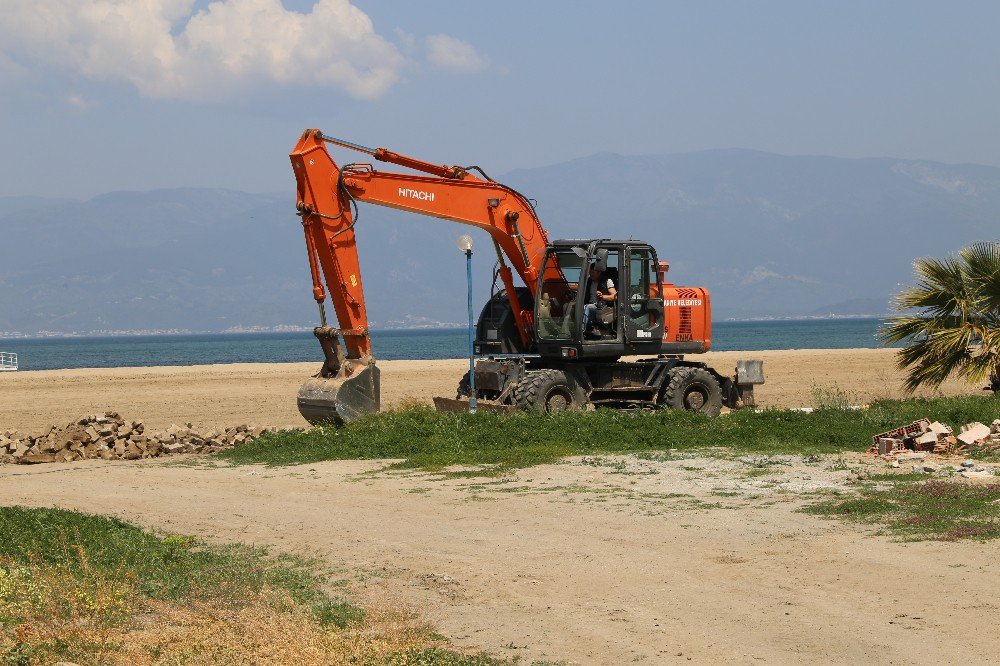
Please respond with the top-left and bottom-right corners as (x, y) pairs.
(537, 249), (583, 340)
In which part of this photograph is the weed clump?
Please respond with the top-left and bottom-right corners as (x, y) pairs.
(0, 507), (509, 665)
(220, 395), (1000, 473)
(805, 478), (1000, 541)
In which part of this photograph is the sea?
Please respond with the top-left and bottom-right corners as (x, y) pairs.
(0, 319), (895, 372)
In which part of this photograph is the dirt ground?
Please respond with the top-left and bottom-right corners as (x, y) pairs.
(0, 348), (985, 433)
(2, 349), (995, 663)
(4, 452), (999, 665)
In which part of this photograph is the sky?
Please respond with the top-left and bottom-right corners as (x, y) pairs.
(1, 0), (999, 199)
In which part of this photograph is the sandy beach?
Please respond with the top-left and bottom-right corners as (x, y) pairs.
(1, 348), (985, 433)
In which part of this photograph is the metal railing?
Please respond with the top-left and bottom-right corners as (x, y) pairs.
(0, 352), (17, 371)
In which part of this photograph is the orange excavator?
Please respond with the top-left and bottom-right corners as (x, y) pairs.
(290, 130), (763, 425)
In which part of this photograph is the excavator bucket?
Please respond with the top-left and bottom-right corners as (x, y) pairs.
(297, 325), (380, 426)
(297, 359), (380, 426)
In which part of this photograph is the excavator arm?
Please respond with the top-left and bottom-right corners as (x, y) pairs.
(290, 129), (550, 424)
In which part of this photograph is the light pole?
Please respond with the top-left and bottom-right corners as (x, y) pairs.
(456, 234), (477, 414)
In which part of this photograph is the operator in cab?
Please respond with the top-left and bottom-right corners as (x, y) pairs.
(582, 262), (617, 339)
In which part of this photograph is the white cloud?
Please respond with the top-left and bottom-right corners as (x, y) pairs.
(425, 34), (488, 73)
(394, 28), (416, 52)
(66, 94), (93, 111)
(743, 266), (816, 285)
(0, 52), (25, 82)
(0, 0), (405, 100)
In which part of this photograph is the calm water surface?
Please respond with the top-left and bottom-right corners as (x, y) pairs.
(1, 319), (891, 372)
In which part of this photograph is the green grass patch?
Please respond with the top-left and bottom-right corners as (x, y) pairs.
(0, 507), (512, 665)
(219, 395), (1000, 473)
(0, 506), (335, 609)
(804, 478), (1000, 541)
(383, 647), (513, 665)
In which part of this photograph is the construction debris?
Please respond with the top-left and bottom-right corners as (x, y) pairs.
(870, 419), (953, 455)
(958, 422), (992, 446)
(895, 451), (927, 461)
(870, 418), (1000, 457)
(0, 412), (275, 465)
(960, 469), (995, 480)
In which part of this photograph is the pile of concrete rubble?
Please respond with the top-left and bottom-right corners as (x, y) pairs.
(870, 418), (1000, 456)
(0, 412), (274, 465)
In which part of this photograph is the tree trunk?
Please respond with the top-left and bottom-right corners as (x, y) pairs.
(991, 366), (1000, 395)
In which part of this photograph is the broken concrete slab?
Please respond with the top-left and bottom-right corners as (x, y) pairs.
(928, 421), (954, 435)
(916, 431), (938, 447)
(958, 422), (992, 446)
(896, 452), (928, 461)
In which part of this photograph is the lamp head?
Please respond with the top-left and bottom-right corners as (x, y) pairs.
(456, 235), (474, 253)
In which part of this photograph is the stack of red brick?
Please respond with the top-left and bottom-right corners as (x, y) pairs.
(870, 418), (1000, 456)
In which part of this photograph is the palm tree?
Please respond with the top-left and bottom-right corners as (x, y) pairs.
(880, 241), (1000, 394)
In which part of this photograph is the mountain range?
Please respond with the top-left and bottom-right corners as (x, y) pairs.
(1, 149), (998, 335)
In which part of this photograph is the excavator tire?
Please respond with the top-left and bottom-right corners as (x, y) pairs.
(513, 369), (587, 413)
(661, 367), (723, 417)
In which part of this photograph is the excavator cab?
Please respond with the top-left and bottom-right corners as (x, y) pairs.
(535, 240), (665, 359)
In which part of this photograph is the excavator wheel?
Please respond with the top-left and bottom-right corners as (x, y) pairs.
(513, 369), (587, 413)
(661, 367), (723, 417)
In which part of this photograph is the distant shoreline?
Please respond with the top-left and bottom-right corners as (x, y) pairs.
(722, 315), (890, 323)
(0, 327), (467, 341)
(0, 316), (888, 342)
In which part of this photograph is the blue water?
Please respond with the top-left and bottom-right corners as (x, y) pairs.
(1, 319), (890, 372)
(716, 318), (888, 352)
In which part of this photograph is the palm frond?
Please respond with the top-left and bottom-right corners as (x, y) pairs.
(889, 241), (1000, 393)
(880, 314), (968, 344)
(965, 353), (1000, 385)
(895, 255), (969, 316)
(962, 241), (1000, 314)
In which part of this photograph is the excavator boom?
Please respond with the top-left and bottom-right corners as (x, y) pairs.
(290, 129), (549, 424)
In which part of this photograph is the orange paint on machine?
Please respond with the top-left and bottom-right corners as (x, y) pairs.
(288, 130), (762, 425)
